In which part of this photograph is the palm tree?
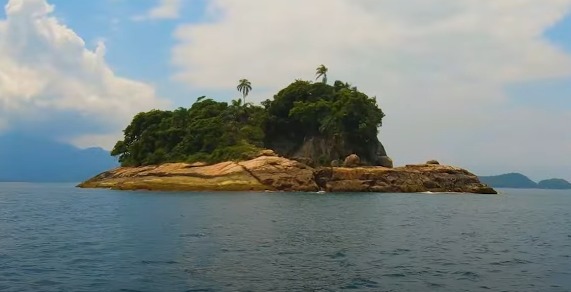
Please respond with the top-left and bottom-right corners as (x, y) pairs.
(237, 79), (252, 104)
(315, 64), (328, 84)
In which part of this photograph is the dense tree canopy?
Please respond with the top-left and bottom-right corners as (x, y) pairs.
(263, 80), (385, 164)
(111, 97), (265, 166)
(112, 76), (386, 167)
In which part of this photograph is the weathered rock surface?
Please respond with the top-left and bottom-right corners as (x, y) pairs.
(343, 154), (360, 168)
(78, 156), (318, 192)
(314, 164), (497, 194)
(79, 157), (496, 194)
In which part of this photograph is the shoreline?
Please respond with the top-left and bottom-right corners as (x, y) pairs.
(78, 156), (497, 195)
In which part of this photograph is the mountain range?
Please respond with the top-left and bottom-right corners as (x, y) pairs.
(0, 134), (118, 182)
(479, 173), (571, 190)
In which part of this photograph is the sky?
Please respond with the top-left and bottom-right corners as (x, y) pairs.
(0, 0), (570, 181)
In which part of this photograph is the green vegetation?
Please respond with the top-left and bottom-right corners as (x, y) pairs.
(237, 79), (252, 104)
(112, 68), (386, 167)
(315, 64), (328, 84)
(111, 97), (265, 166)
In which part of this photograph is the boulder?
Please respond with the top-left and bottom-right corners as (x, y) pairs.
(426, 160), (440, 165)
(378, 156), (394, 168)
(343, 154), (360, 168)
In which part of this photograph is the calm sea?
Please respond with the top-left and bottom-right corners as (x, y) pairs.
(0, 183), (570, 291)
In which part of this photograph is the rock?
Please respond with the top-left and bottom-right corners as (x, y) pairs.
(79, 158), (497, 195)
(291, 157), (315, 167)
(426, 160), (440, 165)
(314, 164), (497, 194)
(343, 154), (360, 168)
(378, 156), (393, 168)
(78, 156), (318, 192)
(331, 160), (341, 167)
(238, 156), (317, 192)
(187, 162), (208, 167)
(258, 149), (277, 157)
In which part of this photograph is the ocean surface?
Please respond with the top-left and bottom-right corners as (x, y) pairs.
(0, 184), (570, 292)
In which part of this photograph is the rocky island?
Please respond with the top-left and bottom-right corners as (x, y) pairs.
(79, 66), (496, 194)
(79, 153), (496, 194)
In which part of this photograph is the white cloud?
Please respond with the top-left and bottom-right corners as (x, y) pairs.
(0, 0), (166, 149)
(172, 0), (571, 179)
(133, 0), (182, 21)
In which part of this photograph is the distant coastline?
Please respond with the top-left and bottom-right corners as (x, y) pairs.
(479, 173), (571, 190)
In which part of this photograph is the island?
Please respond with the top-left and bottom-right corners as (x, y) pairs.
(479, 173), (571, 190)
(79, 66), (496, 194)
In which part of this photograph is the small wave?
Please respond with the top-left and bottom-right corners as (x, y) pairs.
(452, 271), (480, 280)
(426, 282), (445, 288)
(141, 260), (179, 265)
(33, 279), (61, 286)
(391, 248), (411, 255)
(383, 273), (406, 278)
(490, 259), (532, 266)
(341, 278), (379, 289)
(180, 233), (206, 238)
(329, 251), (346, 259)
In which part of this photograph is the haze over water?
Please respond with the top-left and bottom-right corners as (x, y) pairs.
(1, 184), (570, 291)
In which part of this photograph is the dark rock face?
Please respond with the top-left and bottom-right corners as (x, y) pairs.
(343, 154), (360, 168)
(270, 135), (389, 167)
(378, 156), (394, 168)
(426, 160), (440, 165)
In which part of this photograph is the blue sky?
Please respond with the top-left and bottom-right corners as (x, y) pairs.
(46, 0), (209, 105)
(0, 0), (570, 180)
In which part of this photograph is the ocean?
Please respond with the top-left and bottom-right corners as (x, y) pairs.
(0, 183), (570, 291)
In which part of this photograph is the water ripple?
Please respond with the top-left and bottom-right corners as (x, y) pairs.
(0, 184), (570, 291)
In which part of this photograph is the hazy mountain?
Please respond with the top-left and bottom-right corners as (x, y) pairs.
(479, 173), (571, 190)
(479, 173), (538, 189)
(0, 134), (118, 182)
(537, 179), (571, 190)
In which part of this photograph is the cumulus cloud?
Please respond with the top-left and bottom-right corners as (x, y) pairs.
(133, 0), (182, 21)
(0, 0), (166, 148)
(172, 0), (571, 179)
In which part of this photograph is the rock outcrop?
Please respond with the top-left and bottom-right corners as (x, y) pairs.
(378, 156), (394, 168)
(79, 156), (318, 192)
(79, 156), (496, 194)
(343, 154), (360, 168)
(314, 164), (496, 194)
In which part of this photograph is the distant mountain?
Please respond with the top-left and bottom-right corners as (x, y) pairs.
(479, 173), (571, 190)
(0, 134), (118, 182)
(479, 173), (538, 189)
(537, 179), (571, 190)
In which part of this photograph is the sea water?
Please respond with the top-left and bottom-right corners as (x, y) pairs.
(0, 183), (570, 291)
